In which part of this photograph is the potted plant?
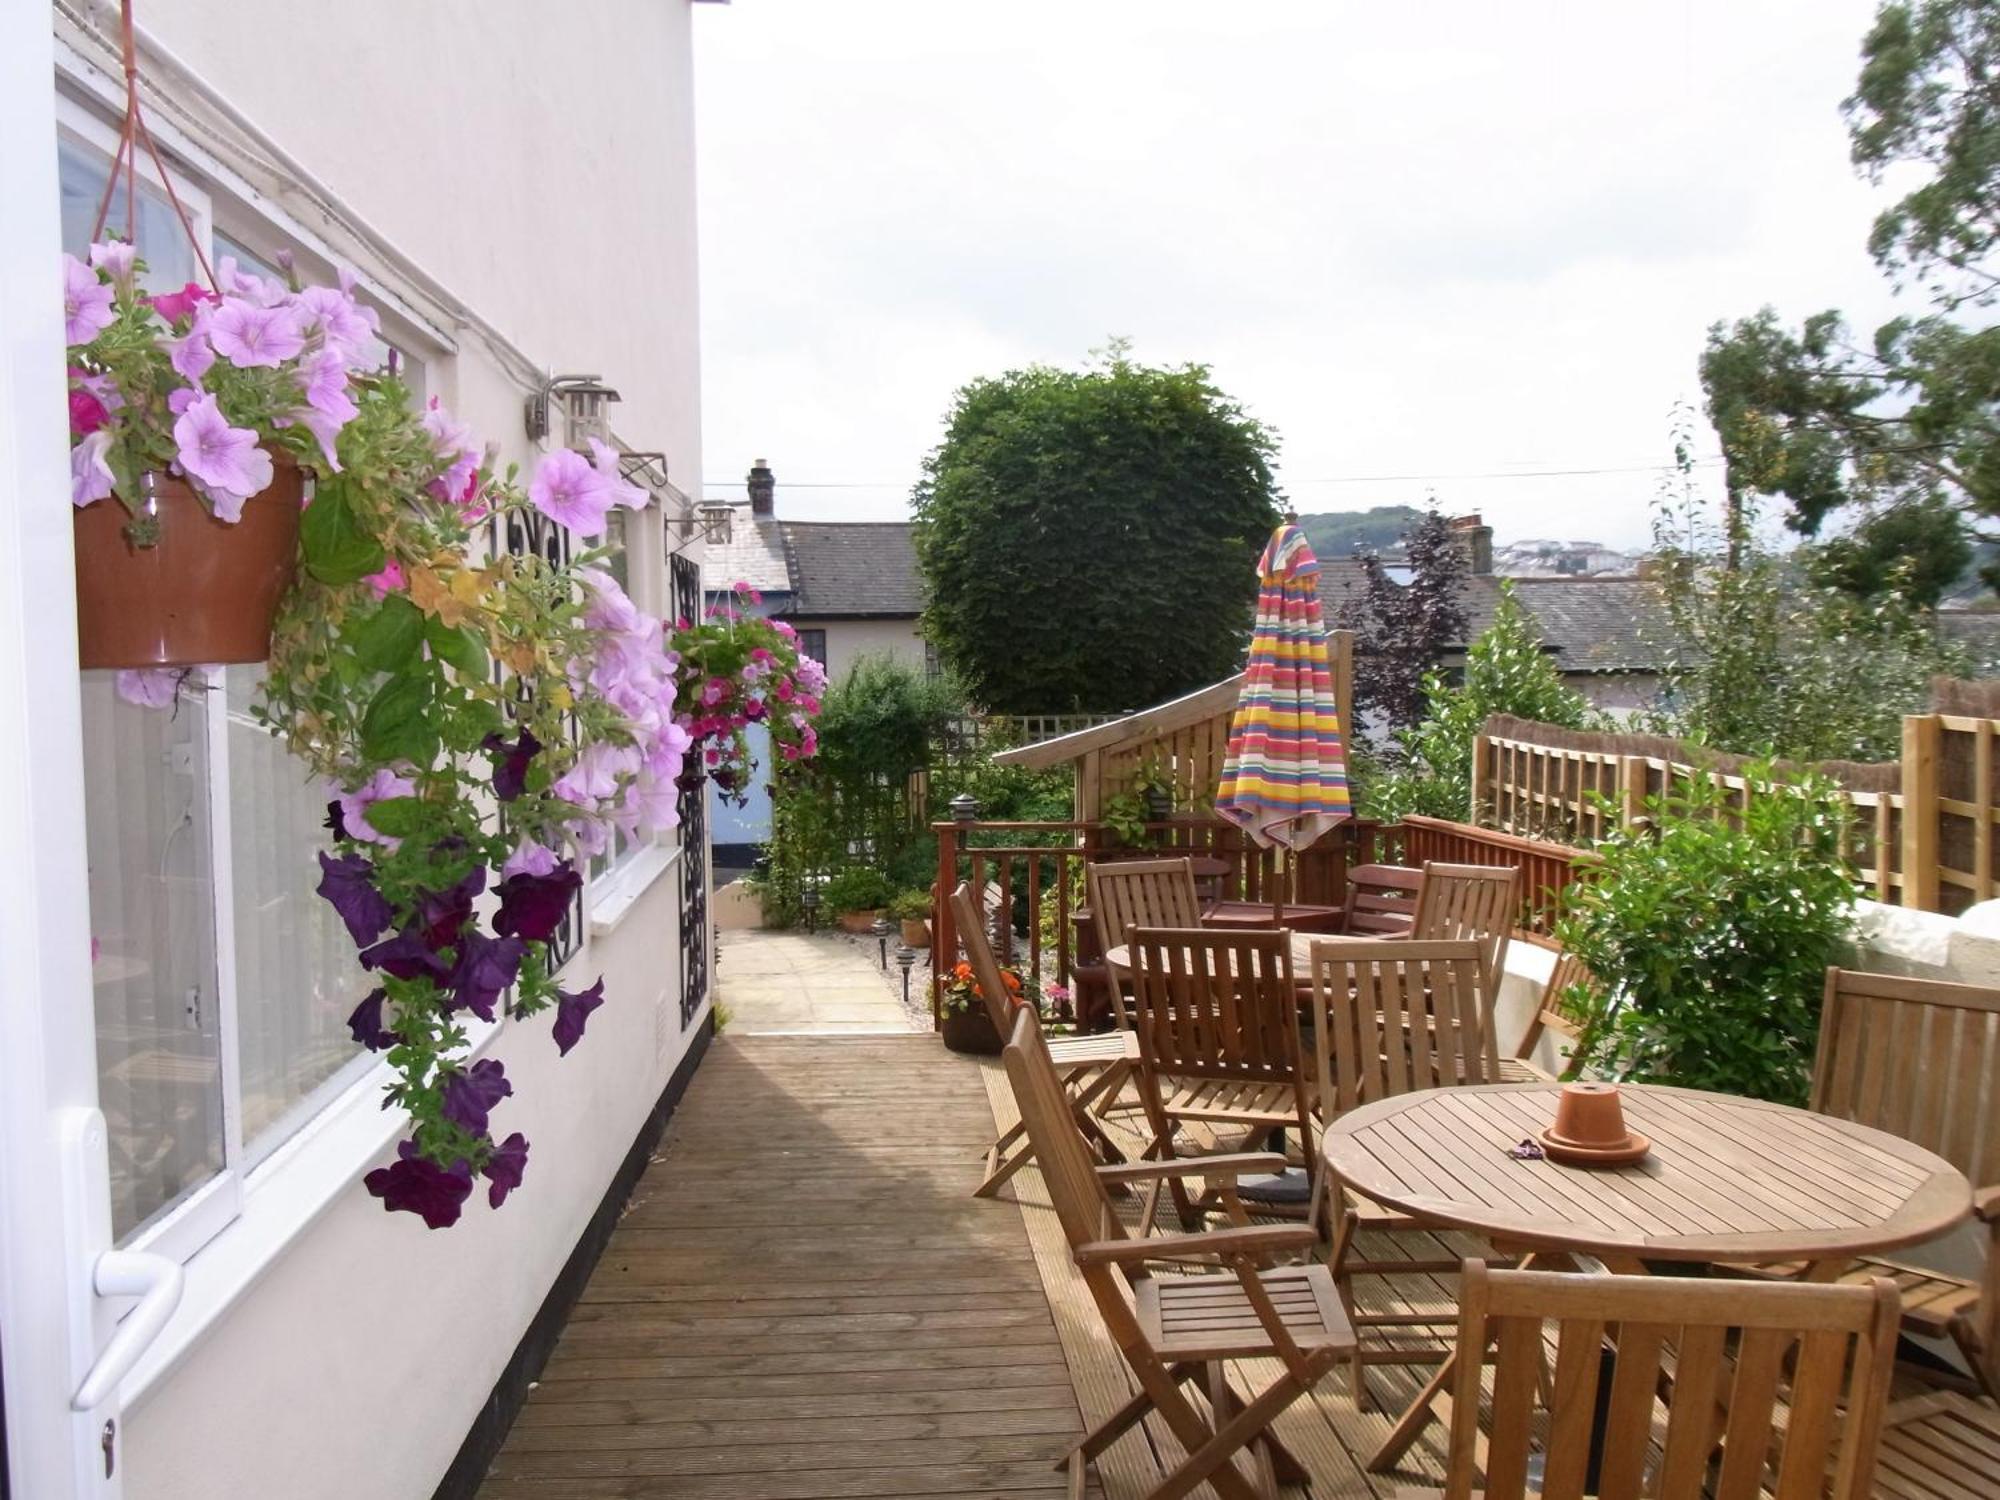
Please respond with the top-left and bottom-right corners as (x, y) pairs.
(66, 245), (821, 1228)
(939, 959), (1031, 1055)
(889, 888), (933, 947)
(822, 866), (892, 934)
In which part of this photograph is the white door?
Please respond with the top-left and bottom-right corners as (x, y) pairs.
(0, 13), (181, 1496)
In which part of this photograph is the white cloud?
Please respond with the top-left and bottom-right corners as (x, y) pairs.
(694, 0), (1917, 550)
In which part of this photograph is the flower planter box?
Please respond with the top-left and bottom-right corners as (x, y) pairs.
(74, 457), (302, 669)
(838, 908), (885, 935)
(940, 1008), (1003, 1055)
(901, 917), (931, 948)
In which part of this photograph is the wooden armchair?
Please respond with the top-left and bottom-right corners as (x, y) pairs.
(1000, 1006), (1355, 1500)
(1500, 948), (1605, 1083)
(1742, 968), (2000, 1371)
(1409, 860), (1520, 997)
(1425, 1262), (1902, 1500)
(950, 882), (1137, 1200)
(1304, 938), (1504, 1407)
(1128, 926), (1315, 1229)
(1339, 862), (1422, 936)
(1087, 856), (1203, 1026)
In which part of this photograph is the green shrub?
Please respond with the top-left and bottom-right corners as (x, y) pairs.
(1553, 761), (1855, 1105)
(888, 889), (933, 922)
(821, 866), (892, 915)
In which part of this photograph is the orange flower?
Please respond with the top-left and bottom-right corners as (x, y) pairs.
(952, 963), (971, 981)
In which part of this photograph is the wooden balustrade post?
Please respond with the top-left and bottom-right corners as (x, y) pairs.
(1618, 756), (1645, 830)
(932, 822), (958, 1024)
(1901, 714), (1942, 912)
(1469, 731), (1491, 824)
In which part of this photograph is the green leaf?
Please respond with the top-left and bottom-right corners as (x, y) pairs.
(361, 796), (431, 838)
(301, 479), (386, 586)
(425, 618), (488, 679)
(350, 595), (426, 673)
(360, 674), (438, 766)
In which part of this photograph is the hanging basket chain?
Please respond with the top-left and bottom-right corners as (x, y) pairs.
(86, 0), (217, 291)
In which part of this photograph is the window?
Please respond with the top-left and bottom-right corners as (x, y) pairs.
(63, 127), (387, 1253)
(588, 507), (644, 884)
(797, 628), (827, 669)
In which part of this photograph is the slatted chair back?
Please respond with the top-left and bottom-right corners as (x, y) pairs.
(1087, 857), (1203, 1026)
(1812, 968), (2000, 1191)
(1411, 860), (1519, 991)
(1000, 1007), (1125, 1256)
(1444, 1262), (1901, 1500)
(1512, 949), (1605, 1073)
(1307, 939), (1497, 1118)
(949, 882), (1024, 1034)
(1128, 927), (1301, 1090)
(1340, 862), (1422, 936)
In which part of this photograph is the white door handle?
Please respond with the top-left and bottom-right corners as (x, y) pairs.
(71, 1250), (183, 1410)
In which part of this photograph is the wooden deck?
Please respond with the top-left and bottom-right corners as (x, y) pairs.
(480, 1033), (1461, 1499)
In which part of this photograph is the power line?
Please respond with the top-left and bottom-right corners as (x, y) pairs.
(698, 458), (1723, 492)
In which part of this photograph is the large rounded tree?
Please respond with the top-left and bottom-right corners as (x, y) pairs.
(913, 349), (1281, 713)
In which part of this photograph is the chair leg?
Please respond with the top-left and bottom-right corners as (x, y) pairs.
(1057, 1362), (1200, 1465)
(1126, 1358), (1266, 1500)
(1211, 1364), (1310, 1490)
(1152, 1363), (1321, 1500)
(1326, 1205), (1370, 1411)
(973, 1121), (1034, 1199)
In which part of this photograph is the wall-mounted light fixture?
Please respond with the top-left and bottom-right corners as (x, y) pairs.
(524, 374), (621, 448)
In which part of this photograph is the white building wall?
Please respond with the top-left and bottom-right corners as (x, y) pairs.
(798, 615), (928, 685)
(46, 6), (712, 1498)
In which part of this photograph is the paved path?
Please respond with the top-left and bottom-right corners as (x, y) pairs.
(717, 929), (925, 1034)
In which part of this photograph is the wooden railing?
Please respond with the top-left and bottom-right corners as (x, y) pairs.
(929, 816), (1388, 1021)
(1393, 815), (1591, 939)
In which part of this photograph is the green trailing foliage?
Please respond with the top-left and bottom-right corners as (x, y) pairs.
(1554, 763), (1856, 1106)
(1362, 582), (1593, 825)
(913, 341), (1281, 713)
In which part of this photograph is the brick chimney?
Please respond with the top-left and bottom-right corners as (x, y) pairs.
(747, 458), (775, 517)
(1448, 513), (1493, 574)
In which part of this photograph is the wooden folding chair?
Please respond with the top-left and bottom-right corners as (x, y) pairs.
(1001, 1007), (1355, 1500)
(1500, 948), (1605, 1083)
(1339, 862), (1422, 936)
(1409, 860), (1520, 998)
(1087, 856), (1204, 1026)
(1873, 1188), (1999, 1495)
(1738, 969), (2000, 1370)
(1128, 927), (1315, 1230)
(1304, 937), (1504, 1407)
(952, 882), (1137, 1200)
(1420, 1262), (1902, 1500)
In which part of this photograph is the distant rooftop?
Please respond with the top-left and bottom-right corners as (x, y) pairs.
(700, 464), (921, 619)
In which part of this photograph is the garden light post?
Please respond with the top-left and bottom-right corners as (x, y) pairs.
(895, 944), (916, 1007)
(871, 916), (893, 970)
(950, 792), (979, 825)
(801, 881), (821, 934)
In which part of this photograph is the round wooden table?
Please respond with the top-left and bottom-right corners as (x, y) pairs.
(1320, 1081), (1972, 1271)
(1320, 1081), (1975, 1472)
(1102, 929), (1379, 975)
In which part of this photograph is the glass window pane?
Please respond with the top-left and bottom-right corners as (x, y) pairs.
(58, 138), (199, 292)
(224, 669), (367, 1150)
(81, 675), (225, 1242)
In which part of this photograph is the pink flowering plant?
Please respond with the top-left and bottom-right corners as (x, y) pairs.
(670, 584), (825, 805)
(66, 244), (687, 1229)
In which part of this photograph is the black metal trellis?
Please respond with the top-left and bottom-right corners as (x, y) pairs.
(671, 551), (710, 1024)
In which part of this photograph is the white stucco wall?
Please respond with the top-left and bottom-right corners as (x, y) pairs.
(794, 615), (928, 684)
(51, 6), (713, 1498)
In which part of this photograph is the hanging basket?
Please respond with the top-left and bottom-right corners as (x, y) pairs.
(74, 454), (303, 669)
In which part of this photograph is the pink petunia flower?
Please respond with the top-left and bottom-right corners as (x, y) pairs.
(295, 284), (376, 362)
(147, 281), (217, 325)
(586, 439), (650, 510)
(527, 448), (614, 537)
(62, 255), (115, 345)
(362, 559), (405, 599)
(69, 387), (108, 436)
(70, 431), (114, 507)
(88, 240), (137, 288)
(207, 298), (305, 369)
(173, 393), (272, 519)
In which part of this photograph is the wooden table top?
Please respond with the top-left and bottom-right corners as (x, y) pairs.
(1320, 1081), (1973, 1265)
(1103, 930), (1383, 973)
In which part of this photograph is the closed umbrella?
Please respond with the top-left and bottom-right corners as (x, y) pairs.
(1214, 520), (1351, 916)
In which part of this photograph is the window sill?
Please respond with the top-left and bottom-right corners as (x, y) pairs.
(588, 842), (681, 938)
(119, 1016), (502, 1408)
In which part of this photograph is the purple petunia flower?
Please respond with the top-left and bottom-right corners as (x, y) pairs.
(441, 1057), (513, 1135)
(586, 438), (649, 510)
(527, 448), (615, 537)
(364, 1141), (473, 1229)
(207, 297), (305, 369)
(172, 393), (272, 520)
(482, 1132), (529, 1209)
(415, 867), (485, 952)
(502, 838), (560, 880)
(316, 849), (394, 946)
(480, 728), (543, 803)
(62, 255), (115, 345)
(359, 927), (454, 982)
(551, 977), (606, 1056)
(493, 863), (582, 943)
(450, 931), (526, 1022)
(334, 767), (417, 849)
(346, 988), (397, 1050)
(71, 430), (114, 508)
(168, 317), (216, 381)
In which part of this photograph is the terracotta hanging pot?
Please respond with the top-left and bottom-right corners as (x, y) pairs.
(74, 454), (303, 670)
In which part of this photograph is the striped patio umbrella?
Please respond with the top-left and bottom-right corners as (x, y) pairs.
(1214, 521), (1351, 862)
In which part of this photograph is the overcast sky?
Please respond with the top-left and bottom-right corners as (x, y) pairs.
(692, 0), (1912, 552)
